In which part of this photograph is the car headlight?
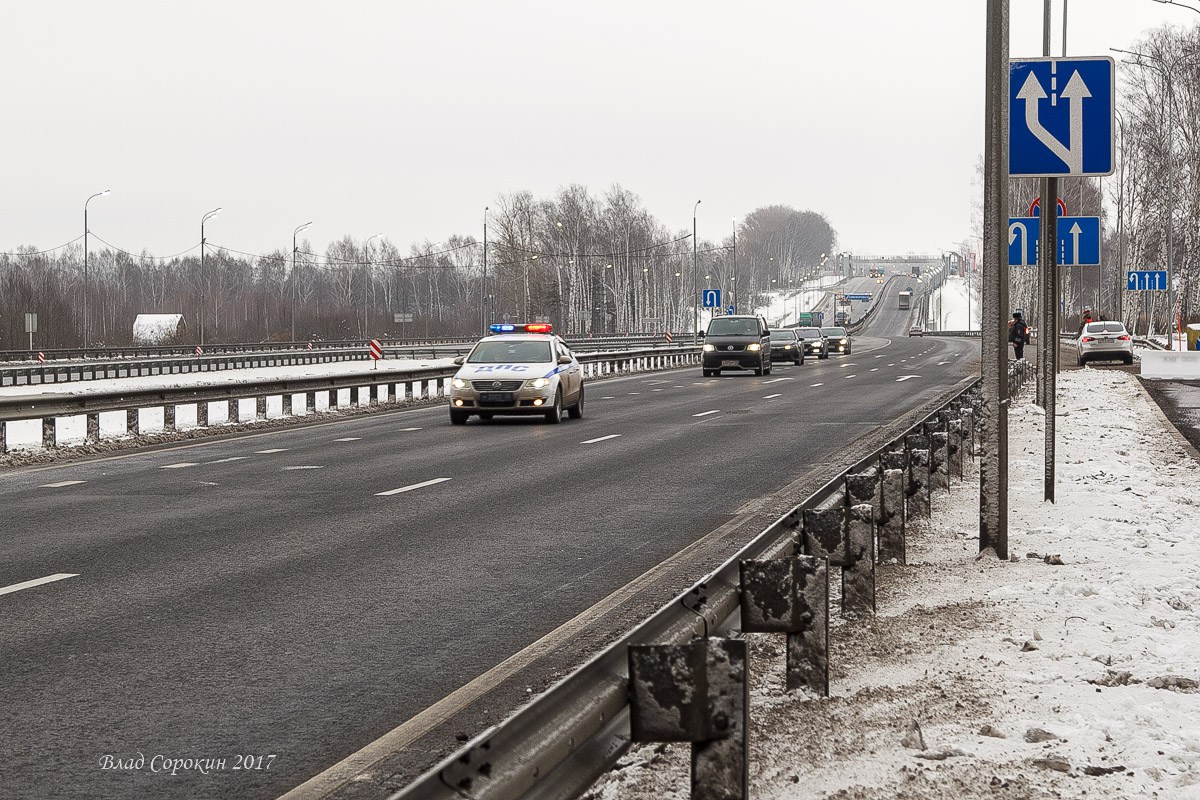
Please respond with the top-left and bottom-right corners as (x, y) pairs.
(702, 344), (716, 352)
(527, 377), (550, 389)
(840, 338), (848, 344)
(747, 343), (762, 351)
(782, 344), (792, 349)
(451, 377), (470, 389)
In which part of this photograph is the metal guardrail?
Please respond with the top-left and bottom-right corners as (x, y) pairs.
(0, 346), (700, 453)
(0, 335), (691, 388)
(378, 364), (1022, 800)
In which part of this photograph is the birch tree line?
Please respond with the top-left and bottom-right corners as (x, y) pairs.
(1, 184), (836, 349)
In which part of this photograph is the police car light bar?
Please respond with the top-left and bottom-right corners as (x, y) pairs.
(489, 323), (553, 334)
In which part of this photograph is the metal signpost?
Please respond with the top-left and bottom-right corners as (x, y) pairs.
(1010, 32), (1114, 504)
(24, 313), (37, 351)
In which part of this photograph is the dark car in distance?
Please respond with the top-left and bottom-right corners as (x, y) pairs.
(701, 315), (772, 376)
(820, 326), (852, 355)
(768, 328), (805, 365)
(795, 327), (830, 359)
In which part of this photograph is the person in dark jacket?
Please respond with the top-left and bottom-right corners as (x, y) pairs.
(1009, 311), (1029, 360)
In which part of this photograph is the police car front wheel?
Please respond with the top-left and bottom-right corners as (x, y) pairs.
(544, 390), (563, 424)
(449, 409), (469, 425)
(567, 386), (584, 419)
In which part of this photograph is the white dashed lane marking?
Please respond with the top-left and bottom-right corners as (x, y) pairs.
(601, 396), (617, 400)
(844, 375), (857, 379)
(763, 393), (782, 399)
(581, 434), (622, 445)
(811, 383), (824, 387)
(693, 410), (720, 417)
(282, 466), (324, 471)
(161, 463), (198, 469)
(0, 573), (78, 597)
(763, 377), (793, 384)
(334, 437), (361, 442)
(207, 457), (249, 464)
(376, 477), (452, 496)
(897, 375), (921, 382)
(40, 480), (86, 488)
(256, 448), (289, 454)
(400, 427), (422, 432)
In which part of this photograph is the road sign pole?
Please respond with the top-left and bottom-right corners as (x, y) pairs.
(1039, 0), (1058, 503)
(980, 0), (1010, 560)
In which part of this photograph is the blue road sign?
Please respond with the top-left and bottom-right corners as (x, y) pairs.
(844, 294), (872, 301)
(702, 289), (721, 308)
(1010, 57), (1115, 177)
(1007, 216), (1101, 267)
(1127, 270), (1168, 291)
(727, 304), (735, 315)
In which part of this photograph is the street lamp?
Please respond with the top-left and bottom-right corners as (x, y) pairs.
(82, 189), (110, 348)
(731, 216), (738, 311)
(199, 207), (222, 346)
(363, 232), (384, 338)
(292, 221), (312, 342)
(481, 207), (489, 335)
(1153, 0), (1200, 12)
(524, 254), (538, 321)
(692, 199), (701, 342)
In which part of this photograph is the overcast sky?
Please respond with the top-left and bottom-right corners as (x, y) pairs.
(2, 1), (1190, 262)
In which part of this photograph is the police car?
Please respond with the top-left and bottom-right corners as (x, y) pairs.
(448, 324), (584, 425)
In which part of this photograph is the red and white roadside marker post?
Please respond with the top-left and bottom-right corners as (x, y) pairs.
(194, 346), (203, 357)
(664, 331), (673, 344)
(37, 352), (46, 364)
(369, 338), (382, 369)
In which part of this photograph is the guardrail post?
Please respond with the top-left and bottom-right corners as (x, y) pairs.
(86, 413), (101, 443)
(945, 415), (963, 479)
(844, 471), (879, 614)
(164, 404), (176, 432)
(256, 397), (267, 421)
(328, 389), (339, 411)
(196, 402), (208, 427)
(305, 391), (316, 414)
(282, 393), (293, 417)
(961, 406), (976, 459)
(904, 433), (931, 518)
(929, 431), (949, 493)
(126, 408), (139, 437)
(42, 418), (56, 449)
(628, 636), (748, 800)
(879, 450), (907, 564)
(227, 399), (239, 424)
(740, 556), (829, 696)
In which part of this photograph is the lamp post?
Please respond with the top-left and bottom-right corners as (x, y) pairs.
(199, 207), (222, 346)
(82, 189), (110, 348)
(1112, 47), (1179, 343)
(692, 200), (701, 342)
(292, 221), (312, 342)
(524, 254), (538, 321)
(481, 207), (489, 334)
(1153, 0), (1200, 12)
(363, 232), (384, 338)
(730, 217), (737, 312)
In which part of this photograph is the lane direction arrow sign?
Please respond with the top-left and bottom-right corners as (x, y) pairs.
(1009, 57), (1115, 177)
(1126, 270), (1168, 291)
(1007, 216), (1101, 266)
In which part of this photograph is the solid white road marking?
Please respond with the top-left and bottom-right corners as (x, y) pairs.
(40, 480), (86, 488)
(581, 434), (621, 445)
(334, 437), (361, 442)
(763, 393), (782, 399)
(283, 465), (324, 470)
(0, 573), (79, 597)
(762, 377), (794, 384)
(207, 457), (249, 464)
(256, 448), (289, 454)
(897, 375), (921, 382)
(376, 477), (452, 496)
(692, 410), (720, 417)
(161, 463), (198, 469)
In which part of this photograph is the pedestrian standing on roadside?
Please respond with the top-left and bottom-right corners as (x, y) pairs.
(1009, 311), (1029, 360)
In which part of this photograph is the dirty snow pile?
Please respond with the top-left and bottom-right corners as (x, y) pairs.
(594, 368), (1200, 800)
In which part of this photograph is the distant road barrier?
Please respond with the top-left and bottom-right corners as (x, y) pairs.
(0, 334), (690, 388)
(0, 346), (699, 454)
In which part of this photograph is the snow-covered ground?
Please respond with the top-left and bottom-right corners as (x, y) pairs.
(754, 276), (845, 327)
(597, 367), (1200, 799)
(928, 275), (981, 331)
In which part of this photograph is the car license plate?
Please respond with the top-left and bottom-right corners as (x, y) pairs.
(721, 360), (740, 367)
(479, 392), (513, 402)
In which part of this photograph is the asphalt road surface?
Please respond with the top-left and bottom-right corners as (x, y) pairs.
(1, 291), (978, 799)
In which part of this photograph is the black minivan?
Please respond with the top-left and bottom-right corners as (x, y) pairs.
(700, 315), (772, 376)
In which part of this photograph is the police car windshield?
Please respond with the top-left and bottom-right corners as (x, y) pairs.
(707, 318), (759, 336)
(467, 340), (553, 363)
(796, 328), (821, 338)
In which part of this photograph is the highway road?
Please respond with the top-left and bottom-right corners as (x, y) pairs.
(0, 289), (976, 799)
